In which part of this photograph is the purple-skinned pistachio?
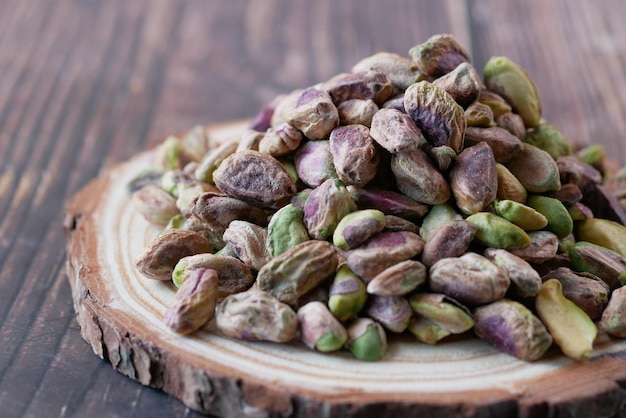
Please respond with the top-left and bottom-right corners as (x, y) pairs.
(346, 231), (424, 280)
(333, 209), (386, 250)
(478, 89), (512, 117)
(409, 33), (471, 77)
(369, 108), (423, 153)
(189, 192), (268, 229)
(365, 295), (412, 333)
(407, 317), (451, 344)
(483, 248), (542, 299)
(404, 81), (466, 153)
(509, 231), (560, 264)
(216, 289), (298, 343)
(382, 215), (420, 234)
(131, 184), (180, 226)
(329, 124), (379, 187)
(347, 186), (429, 221)
(281, 87), (339, 140)
(450, 142), (498, 215)
(337, 99), (379, 127)
(248, 94), (285, 132)
(297, 302), (347, 352)
(505, 144), (561, 193)
(462, 126), (523, 163)
(381, 94), (406, 113)
(222, 220), (271, 272)
(419, 203), (462, 242)
(294, 140), (337, 188)
(429, 253), (510, 306)
(421, 220), (477, 267)
(367, 260), (426, 297)
(324, 70), (394, 105)
(600, 286), (626, 338)
(546, 183), (583, 206)
(464, 101), (495, 128)
(164, 268), (218, 334)
(495, 111), (526, 139)
(421, 144), (457, 172)
(328, 264), (368, 322)
(569, 241), (626, 290)
(408, 293), (474, 334)
(391, 145), (451, 205)
(345, 318), (388, 361)
(431, 62), (482, 108)
(352, 51), (427, 91)
(473, 299), (552, 361)
(303, 178), (356, 240)
(258, 122), (304, 157)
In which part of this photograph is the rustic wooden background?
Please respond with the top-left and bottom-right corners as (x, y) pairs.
(1, 0), (625, 416)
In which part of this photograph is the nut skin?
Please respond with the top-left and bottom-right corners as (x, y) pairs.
(222, 220), (271, 272)
(216, 289), (299, 343)
(337, 99), (379, 127)
(365, 295), (413, 333)
(189, 192), (268, 229)
(404, 81), (466, 153)
(258, 122), (304, 157)
(450, 142), (498, 215)
(495, 111), (526, 139)
(465, 101), (495, 128)
(164, 268), (218, 334)
(329, 124), (379, 187)
(297, 302), (347, 352)
(409, 33), (471, 77)
(473, 299), (552, 361)
(419, 203), (462, 242)
(281, 87), (339, 140)
(509, 231), (560, 264)
(303, 178), (356, 240)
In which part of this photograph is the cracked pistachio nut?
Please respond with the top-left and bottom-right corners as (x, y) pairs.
(136, 229), (212, 281)
(493, 200), (548, 231)
(267, 204), (310, 257)
(474, 299), (552, 361)
(409, 33), (471, 77)
(297, 301), (347, 352)
(213, 150), (297, 209)
(364, 295), (413, 333)
(504, 143), (561, 193)
(450, 142), (498, 215)
(172, 253), (254, 300)
(257, 240), (338, 305)
(536, 279), (597, 361)
(391, 145), (451, 205)
(526, 194), (573, 239)
(466, 212), (531, 250)
(366, 259), (426, 296)
(216, 289), (298, 343)
(164, 268), (218, 334)
(404, 81), (466, 153)
(569, 241), (626, 290)
(328, 264), (368, 322)
(281, 87), (339, 140)
(483, 248), (541, 299)
(345, 318), (388, 361)
(600, 287), (626, 338)
(329, 124), (379, 187)
(483, 56), (542, 128)
(429, 253), (510, 306)
(409, 293), (474, 334)
(303, 178), (356, 240)
(333, 209), (386, 250)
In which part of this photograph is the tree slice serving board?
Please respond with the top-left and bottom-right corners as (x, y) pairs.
(65, 120), (626, 418)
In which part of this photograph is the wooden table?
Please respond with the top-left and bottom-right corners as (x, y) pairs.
(1, 0), (625, 416)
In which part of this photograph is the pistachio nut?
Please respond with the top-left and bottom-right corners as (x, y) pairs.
(369, 108), (423, 153)
(556, 155), (602, 194)
(382, 215), (420, 234)
(348, 186), (429, 221)
(345, 318), (388, 361)
(333, 209), (386, 250)
(257, 240), (338, 305)
(136, 229), (212, 281)
(303, 178), (356, 240)
(352, 51), (426, 91)
(462, 126), (523, 163)
(248, 94), (283, 132)
(194, 140), (238, 183)
(569, 241), (626, 290)
(483, 248), (542, 299)
(575, 218), (626, 258)
(466, 212), (531, 250)
(493, 200), (548, 231)
(337, 99), (379, 127)
(421, 220), (477, 267)
(483, 56), (542, 128)
(407, 317), (451, 344)
(431, 62), (482, 108)
(297, 301), (347, 352)
(464, 101), (496, 128)
(366, 259), (426, 296)
(568, 202), (594, 221)
(391, 145), (451, 205)
(216, 289), (298, 343)
(131, 184), (180, 226)
(328, 264), (368, 322)
(365, 295), (413, 333)
(127, 167), (164, 195)
(473, 299), (552, 361)
(478, 89), (512, 117)
(294, 140), (337, 188)
(180, 125), (210, 162)
(172, 253), (254, 300)
(324, 70), (394, 105)
(546, 183), (583, 206)
(409, 293), (474, 334)
(600, 286), (626, 338)
(281, 87), (339, 140)
(429, 253), (511, 306)
(236, 128), (264, 152)
(504, 143), (561, 193)
(450, 142), (498, 215)
(258, 122), (304, 157)
(419, 203), (463, 242)
(409, 33), (471, 77)
(526, 194), (573, 239)
(346, 231), (424, 280)
(495, 163), (528, 203)
(329, 124), (379, 187)
(509, 231), (559, 264)
(164, 268), (218, 334)
(222, 220), (271, 272)
(536, 279), (597, 361)
(523, 121), (572, 159)
(403, 81), (466, 153)
(190, 192), (268, 229)
(213, 150), (297, 208)
(577, 144), (606, 169)
(267, 204), (310, 257)
(495, 111), (526, 139)
(422, 144), (457, 172)
(542, 267), (610, 321)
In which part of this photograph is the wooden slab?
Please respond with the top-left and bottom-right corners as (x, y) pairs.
(65, 120), (626, 417)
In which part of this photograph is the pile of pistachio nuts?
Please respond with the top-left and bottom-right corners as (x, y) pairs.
(130, 34), (626, 362)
